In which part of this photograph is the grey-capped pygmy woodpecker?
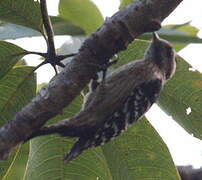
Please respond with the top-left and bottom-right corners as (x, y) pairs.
(26, 32), (176, 162)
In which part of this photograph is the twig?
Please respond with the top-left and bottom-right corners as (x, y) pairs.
(14, 51), (47, 57)
(40, 0), (56, 57)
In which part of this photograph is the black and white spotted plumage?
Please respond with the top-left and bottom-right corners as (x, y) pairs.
(26, 33), (176, 162)
(65, 79), (162, 161)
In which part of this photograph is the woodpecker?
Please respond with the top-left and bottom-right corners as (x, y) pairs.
(26, 32), (176, 162)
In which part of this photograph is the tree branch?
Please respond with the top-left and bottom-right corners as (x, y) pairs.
(0, 0), (183, 160)
(40, 0), (56, 57)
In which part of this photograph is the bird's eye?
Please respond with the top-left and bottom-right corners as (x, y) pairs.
(166, 46), (173, 57)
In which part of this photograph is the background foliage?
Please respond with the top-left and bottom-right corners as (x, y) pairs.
(0, 0), (202, 179)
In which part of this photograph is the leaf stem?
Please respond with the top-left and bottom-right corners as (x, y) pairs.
(40, 0), (56, 57)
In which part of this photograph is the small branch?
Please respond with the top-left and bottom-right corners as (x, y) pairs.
(27, 51), (47, 57)
(0, 0), (183, 160)
(14, 51), (47, 57)
(40, 0), (56, 56)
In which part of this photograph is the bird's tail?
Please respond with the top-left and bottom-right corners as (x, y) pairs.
(64, 138), (90, 162)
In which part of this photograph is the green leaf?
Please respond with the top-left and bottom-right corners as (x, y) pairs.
(0, 23), (40, 40)
(165, 22), (199, 36)
(0, 41), (27, 79)
(158, 56), (202, 139)
(102, 118), (180, 180)
(0, 17), (85, 40)
(15, 59), (27, 67)
(0, 20), (85, 40)
(0, 0), (43, 32)
(0, 66), (36, 124)
(140, 32), (202, 44)
(114, 39), (148, 68)
(2, 144), (29, 180)
(24, 118), (179, 179)
(59, 0), (104, 35)
(157, 30), (202, 45)
(139, 25), (202, 52)
(23, 95), (83, 180)
(0, 147), (21, 180)
(51, 16), (85, 36)
(119, 0), (135, 9)
(0, 66), (36, 179)
(139, 34), (202, 52)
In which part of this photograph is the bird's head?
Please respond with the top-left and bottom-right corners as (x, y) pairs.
(144, 32), (176, 80)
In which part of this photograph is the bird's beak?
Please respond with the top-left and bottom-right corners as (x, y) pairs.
(152, 32), (160, 41)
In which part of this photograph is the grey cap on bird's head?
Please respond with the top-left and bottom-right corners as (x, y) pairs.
(146, 31), (176, 80)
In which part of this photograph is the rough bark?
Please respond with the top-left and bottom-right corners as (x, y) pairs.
(0, 0), (183, 160)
